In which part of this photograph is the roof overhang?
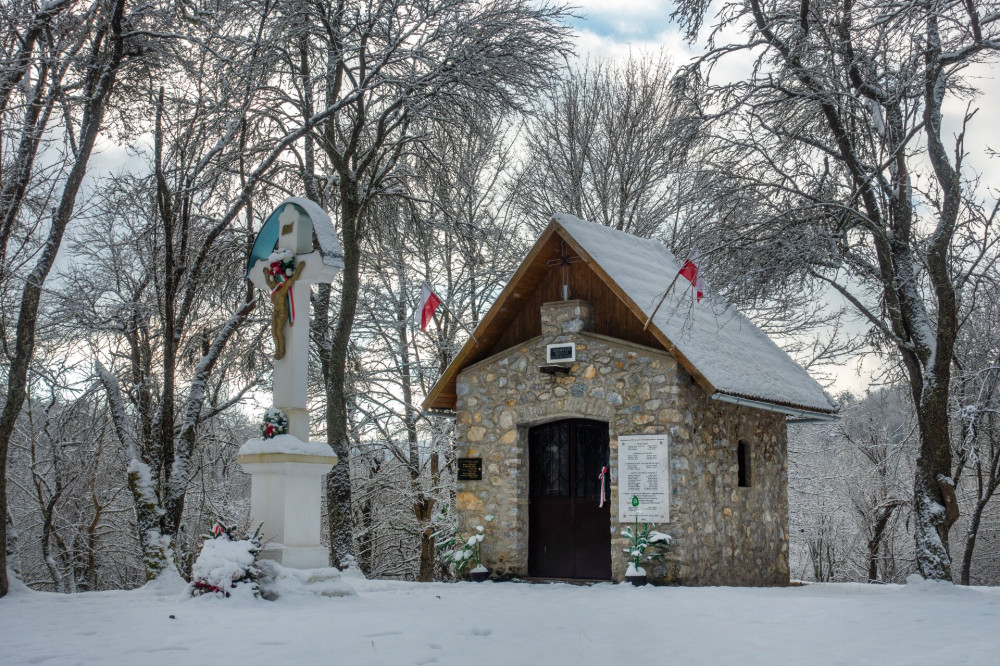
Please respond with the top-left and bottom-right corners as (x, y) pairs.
(710, 392), (839, 423)
(422, 215), (838, 417)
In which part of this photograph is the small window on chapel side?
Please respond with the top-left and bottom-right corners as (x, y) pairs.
(737, 440), (751, 488)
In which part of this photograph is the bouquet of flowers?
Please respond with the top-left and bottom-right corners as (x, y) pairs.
(190, 523), (264, 598)
(267, 249), (296, 279)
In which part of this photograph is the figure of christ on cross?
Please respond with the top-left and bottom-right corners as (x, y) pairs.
(264, 259), (306, 360)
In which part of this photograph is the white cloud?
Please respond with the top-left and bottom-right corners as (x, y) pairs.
(568, 0), (673, 37)
(571, 28), (696, 65)
(569, 22), (761, 88)
(940, 61), (1000, 193)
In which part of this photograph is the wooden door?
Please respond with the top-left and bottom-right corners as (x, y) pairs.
(528, 419), (611, 579)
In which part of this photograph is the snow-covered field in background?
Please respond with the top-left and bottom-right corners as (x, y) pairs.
(2, 570), (999, 665)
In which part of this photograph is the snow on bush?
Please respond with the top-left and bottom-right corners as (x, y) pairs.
(255, 561), (356, 600)
(190, 524), (264, 599)
(626, 562), (646, 577)
(436, 509), (494, 577)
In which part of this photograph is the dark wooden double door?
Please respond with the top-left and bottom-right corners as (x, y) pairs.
(529, 419), (611, 580)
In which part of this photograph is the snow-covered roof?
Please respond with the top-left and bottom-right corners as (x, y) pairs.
(423, 214), (836, 416)
(245, 197), (344, 277)
(551, 214), (836, 414)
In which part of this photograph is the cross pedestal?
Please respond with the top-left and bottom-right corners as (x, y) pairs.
(237, 201), (341, 569)
(238, 448), (335, 568)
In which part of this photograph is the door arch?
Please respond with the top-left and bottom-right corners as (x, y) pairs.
(528, 418), (611, 579)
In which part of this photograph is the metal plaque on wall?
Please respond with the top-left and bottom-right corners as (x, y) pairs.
(457, 457), (483, 481)
(618, 434), (670, 522)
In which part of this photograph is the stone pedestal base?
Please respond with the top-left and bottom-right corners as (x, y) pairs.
(237, 439), (338, 570)
(259, 544), (331, 569)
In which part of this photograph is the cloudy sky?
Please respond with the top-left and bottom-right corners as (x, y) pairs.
(567, 1), (696, 61)
(568, 1), (1000, 180)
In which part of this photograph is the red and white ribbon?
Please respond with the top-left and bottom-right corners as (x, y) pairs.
(269, 262), (296, 324)
(598, 466), (607, 508)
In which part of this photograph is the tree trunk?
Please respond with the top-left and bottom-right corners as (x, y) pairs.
(419, 523), (436, 582)
(395, 254), (436, 581)
(912, 381), (959, 581)
(96, 361), (172, 581)
(867, 500), (903, 583)
(960, 450), (1000, 586)
(324, 179), (363, 568)
(960, 498), (987, 585)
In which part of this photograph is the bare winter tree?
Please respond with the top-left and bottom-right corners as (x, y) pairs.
(20, 0), (382, 582)
(515, 52), (680, 239)
(278, 0), (572, 567)
(671, 0), (1000, 580)
(348, 205), (446, 580)
(839, 392), (914, 582)
(345, 113), (529, 580)
(6, 367), (140, 592)
(789, 389), (915, 583)
(0, 0), (138, 598)
(951, 269), (1000, 583)
(47, 0), (298, 578)
(69, 85), (271, 578)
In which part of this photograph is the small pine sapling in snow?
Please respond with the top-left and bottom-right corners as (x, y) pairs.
(436, 511), (495, 576)
(621, 517), (672, 577)
(190, 523), (265, 598)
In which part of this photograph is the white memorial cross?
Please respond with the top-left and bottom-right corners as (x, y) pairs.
(238, 198), (343, 569)
(247, 203), (340, 441)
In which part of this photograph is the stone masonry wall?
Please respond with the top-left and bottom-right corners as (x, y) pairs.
(454, 300), (789, 585)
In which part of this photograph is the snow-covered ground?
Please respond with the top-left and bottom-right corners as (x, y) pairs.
(2, 570), (999, 665)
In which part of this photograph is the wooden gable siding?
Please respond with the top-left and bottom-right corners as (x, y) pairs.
(424, 225), (670, 411)
(490, 250), (664, 354)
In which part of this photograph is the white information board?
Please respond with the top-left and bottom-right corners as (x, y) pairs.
(618, 433), (670, 522)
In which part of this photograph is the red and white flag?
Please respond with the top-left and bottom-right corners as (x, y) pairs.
(413, 282), (441, 331)
(677, 250), (705, 302)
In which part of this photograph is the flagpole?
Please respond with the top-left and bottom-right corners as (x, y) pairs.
(436, 299), (480, 345)
(643, 271), (683, 331)
(644, 249), (708, 330)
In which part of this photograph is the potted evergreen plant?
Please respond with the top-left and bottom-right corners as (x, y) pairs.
(621, 515), (672, 586)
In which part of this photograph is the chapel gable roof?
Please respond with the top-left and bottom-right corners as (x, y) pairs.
(423, 214), (837, 416)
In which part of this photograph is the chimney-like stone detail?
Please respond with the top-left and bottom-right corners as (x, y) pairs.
(540, 299), (594, 337)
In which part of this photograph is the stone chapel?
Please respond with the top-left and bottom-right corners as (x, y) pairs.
(423, 214), (838, 585)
